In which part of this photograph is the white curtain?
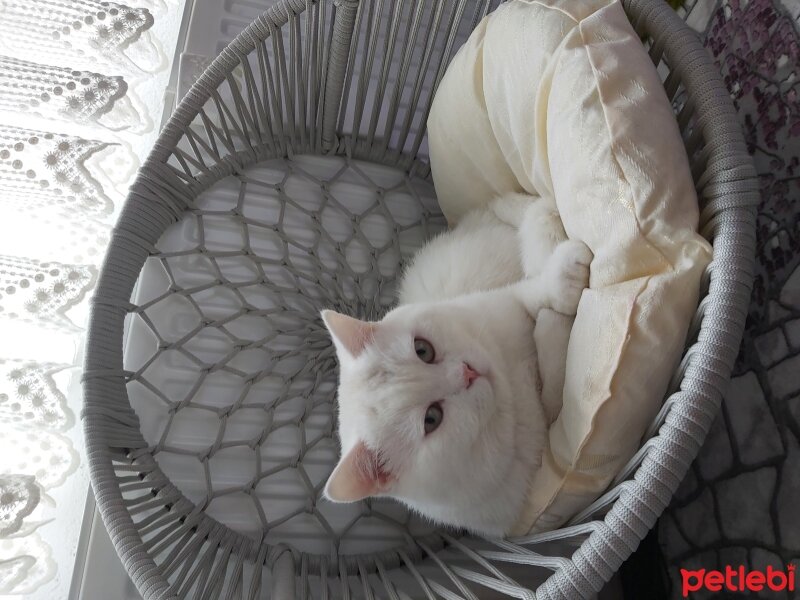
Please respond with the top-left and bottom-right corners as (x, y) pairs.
(0, 1), (185, 597)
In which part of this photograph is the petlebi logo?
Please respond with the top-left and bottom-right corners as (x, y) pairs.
(681, 565), (796, 597)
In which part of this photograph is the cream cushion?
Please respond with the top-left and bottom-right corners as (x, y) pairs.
(427, 0), (712, 534)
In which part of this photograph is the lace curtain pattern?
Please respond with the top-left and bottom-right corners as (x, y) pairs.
(0, 0), (183, 597)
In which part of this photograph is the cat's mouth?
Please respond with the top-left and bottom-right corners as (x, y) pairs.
(463, 362), (481, 389)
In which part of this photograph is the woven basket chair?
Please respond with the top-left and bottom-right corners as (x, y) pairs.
(83, 0), (758, 598)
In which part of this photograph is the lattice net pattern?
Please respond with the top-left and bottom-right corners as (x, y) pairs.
(124, 154), (447, 558)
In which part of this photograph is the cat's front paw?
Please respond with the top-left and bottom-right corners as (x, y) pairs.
(544, 240), (593, 315)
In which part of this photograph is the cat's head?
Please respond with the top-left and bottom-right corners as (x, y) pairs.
(320, 304), (521, 523)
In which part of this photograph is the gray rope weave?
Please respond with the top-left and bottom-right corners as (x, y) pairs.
(83, 0), (758, 598)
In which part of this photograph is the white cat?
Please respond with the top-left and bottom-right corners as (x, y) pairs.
(321, 193), (592, 537)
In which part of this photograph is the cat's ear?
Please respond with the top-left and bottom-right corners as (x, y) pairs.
(324, 441), (391, 503)
(321, 310), (375, 358)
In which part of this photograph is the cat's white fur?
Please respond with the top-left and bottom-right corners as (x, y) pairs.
(322, 193), (592, 536)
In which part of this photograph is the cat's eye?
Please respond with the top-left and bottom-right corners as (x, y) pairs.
(414, 337), (436, 363)
(424, 402), (443, 434)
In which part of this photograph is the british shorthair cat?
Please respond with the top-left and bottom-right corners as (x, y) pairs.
(321, 194), (592, 536)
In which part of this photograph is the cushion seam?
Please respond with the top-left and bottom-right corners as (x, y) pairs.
(531, 11), (684, 527)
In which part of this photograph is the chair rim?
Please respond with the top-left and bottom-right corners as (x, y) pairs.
(82, 0), (758, 598)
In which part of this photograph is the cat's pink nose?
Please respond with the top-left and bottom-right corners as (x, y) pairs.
(463, 363), (479, 388)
